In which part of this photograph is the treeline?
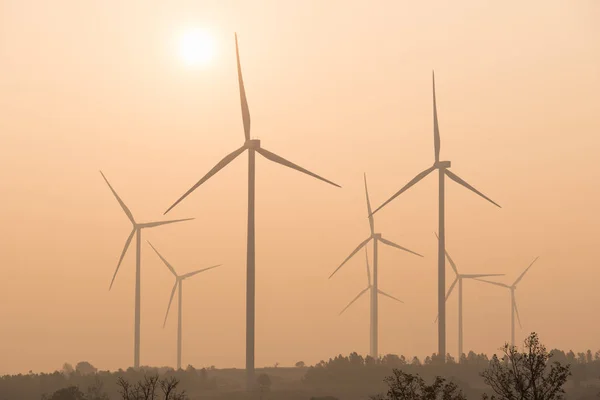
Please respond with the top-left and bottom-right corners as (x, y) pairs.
(0, 365), (218, 400)
(302, 351), (492, 398)
(3, 344), (600, 400)
(301, 348), (600, 392)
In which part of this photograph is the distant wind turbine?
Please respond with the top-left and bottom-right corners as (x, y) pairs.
(147, 241), (221, 370)
(100, 171), (194, 369)
(370, 72), (501, 361)
(433, 233), (504, 359)
(330, 173), (422, 358)
(475, 257), (539, 346)
(164, 33), (340, 389)
(337, 248), (406, 358)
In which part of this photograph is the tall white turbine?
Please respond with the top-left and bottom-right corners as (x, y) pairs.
(164, 33), (340, 389)
(476, 257), (539, 346)
(147, 241), (221, 370)
(371, 73), (501, 361)
(330, 174), (422, 358)
(433, 233), (504, 359)
(100, 171), (194, 369)
(337, 247), (406, 358)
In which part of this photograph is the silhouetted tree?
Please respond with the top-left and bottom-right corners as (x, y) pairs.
(184, 365), (195, 373)
(117, 375), (187, 400)
(382, 354), (407, 367)
(61, 363), (74, 378)
(481, 332), (571, 400)
(349, 352), (364, 366)
(365, 355), (377, 366)
(295, 361), (306, 368)
(46, 386), (86, 400)
(550, 349), (567, 364)
(75, 362), (97, 376)
(371, 369), (467, 400)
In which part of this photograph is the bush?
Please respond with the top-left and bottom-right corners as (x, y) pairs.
(116, 375), (187, 400)
(481, 332), (571, 400)
(372, 369), (466, 400)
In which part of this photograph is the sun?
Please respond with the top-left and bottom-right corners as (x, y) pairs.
(177, 28), (215, 67)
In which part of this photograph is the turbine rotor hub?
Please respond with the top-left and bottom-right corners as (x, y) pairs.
(435, 160), (451, 169)
(373, 233), (382, 239)
(246, 139), (261, 149)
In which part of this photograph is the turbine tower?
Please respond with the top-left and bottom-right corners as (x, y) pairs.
(434, 233), (504, 359)
(147, 241), (221, 370)
(164, 33), (340, 389)
(371, 72), (501, 361)
(476, 257), (539, 346)
(330, 173), (422, 358)
(100, 171), (194, 369)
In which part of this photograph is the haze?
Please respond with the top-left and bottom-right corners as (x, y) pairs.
(1, 0), (599, 376)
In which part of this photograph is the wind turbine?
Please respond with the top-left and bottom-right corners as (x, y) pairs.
(100, 171), (194, 369)
(337, 247), (407, 358)
(475, 257), (539, 347)
(330, 173), (422, 358)
(371, 72), (501, 361)
(433, 233), (504, 359)
(147, 241), (221, 370)
(164, 33), (340, 389)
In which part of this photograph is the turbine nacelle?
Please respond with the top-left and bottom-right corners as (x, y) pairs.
(372, 233), (382, 240)
(245, 139), (261, 149)
(435, 160), (451, 169)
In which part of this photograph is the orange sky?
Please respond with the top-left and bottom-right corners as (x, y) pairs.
(1, 0), (599, 374)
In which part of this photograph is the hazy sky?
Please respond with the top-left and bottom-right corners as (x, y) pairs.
(1, 0), (599, 374)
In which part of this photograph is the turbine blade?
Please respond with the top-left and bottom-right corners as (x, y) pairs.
(462, 273), (505, 279)
(235, 33), (251, 141)
(329, 237), (371, 279)
(434, 232), (458, 275)
(109, 228), (136, 290)
(445, 169), (501, 208)
(163, 280), (178, 328)
(140, 218), (194, 229)
(256, 147), (341, 188)
(513, 256), (539, 286)
(164, 146), (247, 214)
(379, 236), (423, 258)
(100, 171), (135, 224)
(371, 166), (435, 216)
(377, 289), (404, 303)
(474, 278), (510, 288)
(445, 277), (459, 302)
(181, 264), (222, 279)
(146, 241), (177, 277)
(339, 287), (370, 315)
(364, 173), (374, 235)
(434, 277), (458, 323)
(365, 247), (371, 287)
(432, 71), (440, 163)
(513, 294), (523, 329)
